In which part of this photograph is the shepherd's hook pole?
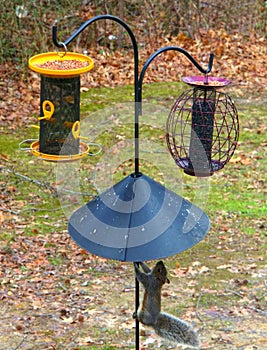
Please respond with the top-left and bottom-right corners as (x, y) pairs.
(52, 16), (214, 350)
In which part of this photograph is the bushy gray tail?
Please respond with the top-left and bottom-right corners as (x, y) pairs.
(153, 312), (200, 348)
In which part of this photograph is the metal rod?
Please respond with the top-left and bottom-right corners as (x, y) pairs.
(137, 46), (214, 115)
(52, 15), (140, 175)
(135, 263), (140, 350)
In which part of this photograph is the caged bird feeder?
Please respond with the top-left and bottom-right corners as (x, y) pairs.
(23, 49), (95, 162)
(166, 75), (239, 176)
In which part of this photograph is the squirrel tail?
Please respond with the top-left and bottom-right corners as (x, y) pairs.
(152, 312), (200, 348)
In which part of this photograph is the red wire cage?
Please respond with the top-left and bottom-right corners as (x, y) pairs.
(166, 77), (239, 176)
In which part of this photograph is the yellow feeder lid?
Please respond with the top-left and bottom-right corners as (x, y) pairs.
(28, 52), (94, 77)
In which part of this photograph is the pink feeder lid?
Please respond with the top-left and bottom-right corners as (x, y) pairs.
(182, 76), (231, 88)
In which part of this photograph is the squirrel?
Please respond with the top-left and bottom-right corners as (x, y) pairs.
(134, 261), (200, 349)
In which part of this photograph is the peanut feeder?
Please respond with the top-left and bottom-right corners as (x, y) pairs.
(166, 76), (239, 176)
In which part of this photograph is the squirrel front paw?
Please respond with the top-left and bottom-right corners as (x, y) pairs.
(132, 311), (137, 319)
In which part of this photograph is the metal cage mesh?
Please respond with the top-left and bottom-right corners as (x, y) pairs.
(166, 87), (239, 176)
(40, 76), (80, 155)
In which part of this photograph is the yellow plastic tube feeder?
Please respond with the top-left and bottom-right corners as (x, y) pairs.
(28, 51), (94, 161)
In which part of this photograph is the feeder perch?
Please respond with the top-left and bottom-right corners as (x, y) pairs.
(27, 51), (94, 161)
(166, 76), (239, 176)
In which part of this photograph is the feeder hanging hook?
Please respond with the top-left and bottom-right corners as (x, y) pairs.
(56, 41), (67, 58)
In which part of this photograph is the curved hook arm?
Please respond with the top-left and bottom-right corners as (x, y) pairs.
(52, 14), (135, 49)
(52, 14), (139, 101)
(138, 46), (214, 105)
(52, 14), (141, 175)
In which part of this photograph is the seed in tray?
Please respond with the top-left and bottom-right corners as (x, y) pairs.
(37, 59), (89, 70)
(193, 80), (225, 86)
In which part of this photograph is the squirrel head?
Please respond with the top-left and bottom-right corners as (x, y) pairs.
(153, 261), (170, 284)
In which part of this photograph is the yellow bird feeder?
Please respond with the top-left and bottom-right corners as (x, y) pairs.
(26, 50), (94, 162)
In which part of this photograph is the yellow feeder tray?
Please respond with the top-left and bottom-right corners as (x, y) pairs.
(28, 52), (94, 77)
(30, 140), (90, 162)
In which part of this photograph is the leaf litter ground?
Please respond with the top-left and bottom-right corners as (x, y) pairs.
(0, 31), (266, 349)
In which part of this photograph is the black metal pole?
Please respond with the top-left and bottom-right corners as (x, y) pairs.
(52, 16), (141, 349)
(135, 264), (140, 349)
